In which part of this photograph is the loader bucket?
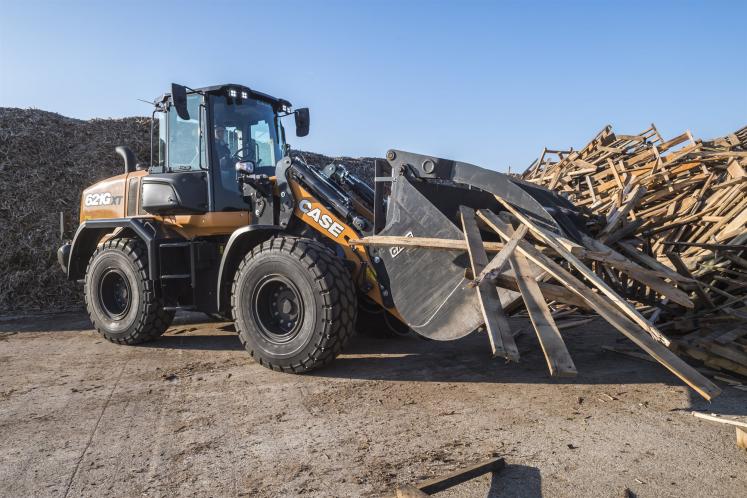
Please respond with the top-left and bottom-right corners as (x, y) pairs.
(373, 150), (586, 341)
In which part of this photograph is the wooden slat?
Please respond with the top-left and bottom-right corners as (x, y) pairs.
(459, 206), (519, 361)
(509, 250), (577, 377)
(348, 235), (505, 252)
(491, 274), (594, 311)
(581, 238), (694, 308)
(472, 224), (528, 285)
(692, 412), (747, 429)
(415, 457), (505, 495)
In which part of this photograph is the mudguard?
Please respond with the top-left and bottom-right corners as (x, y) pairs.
(66, 218), (158, 280)
(215, 224), (284, 312)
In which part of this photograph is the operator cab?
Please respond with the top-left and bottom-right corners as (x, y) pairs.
(150, 83), (308, 212)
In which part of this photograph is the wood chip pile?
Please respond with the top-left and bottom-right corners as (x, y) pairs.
(521, 124), (747, 379)
(297, 151), (377, 185)
(0, 108), (153, 313)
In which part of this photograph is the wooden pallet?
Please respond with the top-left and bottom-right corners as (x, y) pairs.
(520, 123), (747, 378)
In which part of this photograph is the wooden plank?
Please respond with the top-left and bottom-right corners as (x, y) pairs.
(459, 206), (519, 361)
(692, 412), (747, 429)
(713, 327), (747, 345)
(491, 274), (594, 311)
(583, 246), (689, 282)
(476, 210), (721, 401)
(682, 345), (747, 377)
(738, 427), (747, 450)
(707, 342), (747, 368)
(582, 238), (694, 308)
(600, 185), (646, 238)
(472, 224), (528, 285)
(348, 235), (505, 252)
(509, 251), (577, 377)
(556, 318), (594, 330)
(395, 486), (428, 498)
(494, 196), (671, 346)
(416, 457), (505, 495)
(606, 158), (625, 190)
(665, 251), (715, 308)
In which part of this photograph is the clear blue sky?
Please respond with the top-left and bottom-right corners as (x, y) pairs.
(1, 0), (745, 171)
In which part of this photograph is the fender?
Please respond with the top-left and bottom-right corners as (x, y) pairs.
(216, 224), (284, 312)
(66, 218), (158, 280)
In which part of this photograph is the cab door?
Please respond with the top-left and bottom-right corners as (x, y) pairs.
(141, 93), (210, 215)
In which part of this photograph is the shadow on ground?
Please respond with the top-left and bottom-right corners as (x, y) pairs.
(489, 464), (542, 498)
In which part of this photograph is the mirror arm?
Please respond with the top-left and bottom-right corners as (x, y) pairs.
(149, 109), (156, 169)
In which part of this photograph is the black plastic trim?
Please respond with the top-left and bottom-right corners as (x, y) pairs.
(67, 218), (158, 281)
(215, 224), (283, 311)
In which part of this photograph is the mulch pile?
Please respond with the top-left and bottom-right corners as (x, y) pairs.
(296, 150), (378, 185)
(0, 108), (152, 313)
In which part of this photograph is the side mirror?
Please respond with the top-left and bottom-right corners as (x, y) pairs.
(294, 108), (310, 137)
(171, 83), (190, 120)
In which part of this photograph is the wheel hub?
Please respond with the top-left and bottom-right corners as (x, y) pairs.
(252, 275), (304, 343)
(99, 268), (132, 319)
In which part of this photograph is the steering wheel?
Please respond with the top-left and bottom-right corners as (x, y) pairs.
(231, 144), (258, 164)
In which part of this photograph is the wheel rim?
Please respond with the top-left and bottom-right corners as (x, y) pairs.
(251, 274), (304, 344)
(99, 268), (132, 319)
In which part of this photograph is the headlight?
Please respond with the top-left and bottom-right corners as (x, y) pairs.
(235, 161), (255, 174)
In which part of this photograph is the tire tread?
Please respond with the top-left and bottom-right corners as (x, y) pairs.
(231, 236), (356, 373)
(85, 238), (174, 345)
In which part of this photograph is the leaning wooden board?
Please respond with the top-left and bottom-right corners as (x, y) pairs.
(459, 206), (519, 361)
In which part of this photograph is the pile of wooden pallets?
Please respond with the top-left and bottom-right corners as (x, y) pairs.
(521, 124), (747, 379)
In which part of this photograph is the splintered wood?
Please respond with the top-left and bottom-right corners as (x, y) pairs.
(522, 124), (747, 380)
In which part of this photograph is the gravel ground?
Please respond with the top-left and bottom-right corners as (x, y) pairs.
(0, 312), (745, 497)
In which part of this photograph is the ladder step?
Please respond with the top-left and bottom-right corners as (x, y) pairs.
(161, 274), (191, 280)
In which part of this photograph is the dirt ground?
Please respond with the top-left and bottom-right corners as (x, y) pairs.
(1, 312), (745, 498)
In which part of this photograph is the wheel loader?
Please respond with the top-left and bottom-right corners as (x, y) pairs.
(56, 82), (718, 400)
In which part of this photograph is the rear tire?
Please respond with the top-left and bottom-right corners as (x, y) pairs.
(231, 236), (356, 372)
(85, 238), (174, 344)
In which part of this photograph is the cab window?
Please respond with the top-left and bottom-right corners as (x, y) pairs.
(167, 94), (205, 171)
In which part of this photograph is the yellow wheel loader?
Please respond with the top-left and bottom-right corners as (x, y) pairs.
(55, 82), (596, 372)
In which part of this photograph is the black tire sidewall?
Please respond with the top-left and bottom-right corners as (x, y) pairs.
(86, 246), (144, 338)
(234, 252), (321, 362)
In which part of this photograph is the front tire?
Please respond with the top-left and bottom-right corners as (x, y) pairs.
(85, 238), (174, 344)
(231, 237), (357, 372)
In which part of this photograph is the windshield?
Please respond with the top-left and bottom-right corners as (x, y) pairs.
(209, 93), (285, 210)
(210, 95), (283, 170)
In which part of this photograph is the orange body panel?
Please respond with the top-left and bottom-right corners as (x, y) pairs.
(79, 173), (130, 222)
(288, 180), (399, 315)
(155, 211), (252, 238)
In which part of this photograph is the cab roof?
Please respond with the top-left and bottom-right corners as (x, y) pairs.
(194, 83), (292, 110)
